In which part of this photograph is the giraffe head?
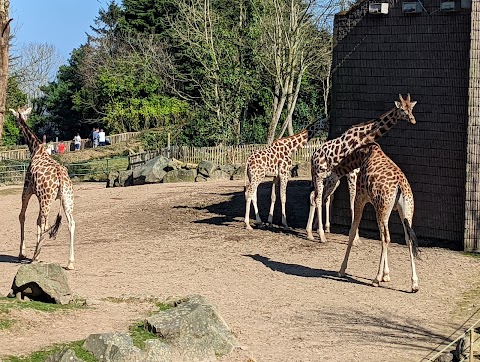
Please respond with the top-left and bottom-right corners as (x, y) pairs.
(394, 94), (417, 124)
(9, 107), (32, 121)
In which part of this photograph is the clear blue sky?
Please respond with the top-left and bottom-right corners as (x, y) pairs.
(11, 0), (109, 63)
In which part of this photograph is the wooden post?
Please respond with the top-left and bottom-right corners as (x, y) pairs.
(470, 328), (474, 362)
(167, 132), (171, 159)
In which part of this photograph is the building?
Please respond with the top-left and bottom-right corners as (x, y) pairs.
(330, 0), (479, 251)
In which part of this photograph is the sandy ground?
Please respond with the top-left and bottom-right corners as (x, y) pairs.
(0, 180), (479, 362)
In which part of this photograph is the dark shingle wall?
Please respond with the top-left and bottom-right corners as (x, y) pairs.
(330, 0), (471, 243)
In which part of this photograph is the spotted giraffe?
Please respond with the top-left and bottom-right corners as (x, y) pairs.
(10, 107), (76, 270)
(323, 142), (420, 292)
(306, 94), (417, 243)
(244, 118), (328, 230)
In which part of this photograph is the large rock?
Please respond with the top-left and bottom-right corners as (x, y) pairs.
(163, 169), (197, 183)
(143, 339), (179, 362)
(231, 165), (245, 181)
(83, 333), (144, 362)
(10, 263), (72, 305)
(145, 295), (239, 361)
(291, 162), (310, 178)
(45, 349), (85, 362)
(106, 171), (119, 188)
(198, 161), (217, 177)
(118, 170), (134, 187)
(219, 164), (235, 177)
(136, 155), (170, 184)
(209, 170), (231, 181)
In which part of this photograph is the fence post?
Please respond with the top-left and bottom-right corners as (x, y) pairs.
(22, 163), (26, 180)
(106, 158), (109, 175)
(470, 327), (474, 362)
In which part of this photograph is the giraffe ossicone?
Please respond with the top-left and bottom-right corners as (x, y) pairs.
(10, 106), (76, 270)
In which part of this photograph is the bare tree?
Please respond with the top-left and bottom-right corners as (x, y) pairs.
(0, 0), (11, 144)
(258, 0), (335, 144)
(10, 42), (63, 101)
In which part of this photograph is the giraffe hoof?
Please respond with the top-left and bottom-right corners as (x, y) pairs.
(382, 275), (390, 282)
(412, 285), (419, 293)
(18, 254), (27, 261)
(245, 225), (253, 231)
(66, 263), (74, 270)
(352, 237), (362, 246)
(325, 227), (330, 233)
(338, 271), (346, 278)
(306, 232), (315, 241)
(372, 279), (380, 287)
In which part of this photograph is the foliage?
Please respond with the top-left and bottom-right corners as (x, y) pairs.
(3, 77), (29, 146)
(30, 0), (334, 147)
(128, 321), (158, 349)
(0, 297), (86, 313)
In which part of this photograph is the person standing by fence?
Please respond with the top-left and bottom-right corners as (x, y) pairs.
(73, 133), (82, 151)
(58, 141), (66, 154)
(92, 128), (99, 148)
(98, 129), (106, 146)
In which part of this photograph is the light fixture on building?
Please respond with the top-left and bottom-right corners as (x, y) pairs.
(402, 1), (423, 13)
(440, 0), (460, 11)
(461, 0), (472, 8)
(368, 2), (389, 14)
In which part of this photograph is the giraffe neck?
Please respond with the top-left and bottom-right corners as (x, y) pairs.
(277, 130), (308, 157)
(332, 143), (377, 177)
(305, 117), (328, 140)
(363, 107), (402, 143)
(15, 115), (42, 154)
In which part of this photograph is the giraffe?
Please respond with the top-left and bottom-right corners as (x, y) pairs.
(323, 142), (420, 292)
(10, 107), (76, 270)
(306, 94), (417, 243)
(244, 118), (328, 230)
(324, 169), (361, 245)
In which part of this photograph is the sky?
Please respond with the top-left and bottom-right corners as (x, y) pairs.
(10, 0), (109, 64)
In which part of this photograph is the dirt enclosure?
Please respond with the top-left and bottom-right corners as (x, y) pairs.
(0, 180), (479, 362)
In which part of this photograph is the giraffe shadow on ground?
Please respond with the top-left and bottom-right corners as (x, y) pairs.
(186, 179), (313, 231)
(245, 253), (414, 293)
(0, 254), (32, 264)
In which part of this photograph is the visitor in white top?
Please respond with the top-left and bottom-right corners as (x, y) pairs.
(98, 129), (106, 146)
(73, 133), (81, 151)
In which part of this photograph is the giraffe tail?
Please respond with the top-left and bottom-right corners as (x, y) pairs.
(403, 218), (420, 259)
(48, 213), (62, 239)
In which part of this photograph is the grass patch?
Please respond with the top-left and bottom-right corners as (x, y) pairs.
(128, 321), (158, 349)
(3, 340), (96, 362)
(0, 187), (22, 196)
(156, 302), (172, 312)
(464, 252), (480, 259)
(0, 317), (14, 330)
(0, 297), (86, 314)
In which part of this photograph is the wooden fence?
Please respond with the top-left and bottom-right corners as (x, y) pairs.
(128, 139), (325, 169)
(0, 131), (140, 161)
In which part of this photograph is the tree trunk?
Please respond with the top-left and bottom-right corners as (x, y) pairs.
(0, 0), (10, 144)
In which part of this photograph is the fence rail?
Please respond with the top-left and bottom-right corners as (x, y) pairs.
(0, 131), (140, 161)
(128, 139), (325, 169)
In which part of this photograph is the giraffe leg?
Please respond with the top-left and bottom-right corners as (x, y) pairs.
(33, 200), (53, 261)
(347, 171), (361, 246)
(324, 194), (333, 233)
(252, 189), (262, 225)
(62, 196), (75, 270)
(245, 181), (261, 230)
(279, 174), (289, 228)
(18, 189), (33, 260)
(267, 177), (278, 225)
(397, 200), (419, 292)
(373, 219), (391, 287)
(306, 191), (316, 240)
(339, 196), (366, 277)
(315, 178), (327, 243)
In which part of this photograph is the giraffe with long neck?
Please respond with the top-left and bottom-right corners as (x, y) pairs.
(244, 118), (327, 230)
(306, 94), (417, 242)
(323, 142), (420, 292)
(10, 107), (76, 270)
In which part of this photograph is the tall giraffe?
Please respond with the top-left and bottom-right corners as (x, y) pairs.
(10, 107), (76, 270)
(323, 143), (420, 292)
(244, 118), (327, 230)
(306, 94), (417, 243)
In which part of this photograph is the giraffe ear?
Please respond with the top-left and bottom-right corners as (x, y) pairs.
(394, 101), (401, 108)
(398, 94), (404, 102)
(410, 101), (417, 108)
(9, 108), (18, 117)
(24, 107), (32, 116)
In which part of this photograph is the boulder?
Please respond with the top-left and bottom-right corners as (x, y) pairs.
(136, 155), (170, 184)
(45, 349), (85, 362)
(231, 165), (245, 181)
(198, 161), (217, 177)
(83, 333), (144, 362)
(195, 175), (208, 182)
(145, 295), (239, 361)
(209, 170), (231, 181)
(163, 169), (197, 183)
(118, 170), (134, 187)
(219, 164), (235, 177)
(107, 171), (119, 188)
(10, 263), (73, 305)
(144, 339), (179, 362)
(291, 162), (310, 178)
